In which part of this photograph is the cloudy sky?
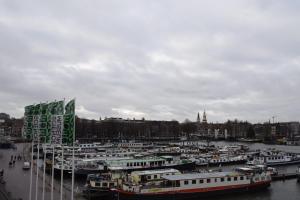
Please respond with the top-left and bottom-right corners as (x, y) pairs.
(0, 0), (300, 123)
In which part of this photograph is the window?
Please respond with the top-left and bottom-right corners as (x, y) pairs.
(184, 180), (189, 185)
(215, 178), (218, 182)
(147, 175), (151, 180)
(199, 179), (203, 184)
(102, 182), (108, 187)
(192, 180), (196, 184)
(234, 177), (238, 181)
(95, 182), (100, 187)
(109, 183), (115, 187)
(240, 176), (244, 180)
(154, 175), (158, 179)
(175, 180), (180, 187)
(227, 177), (231, 181)
(207, 179), (211, 183)
(221, 178), (224, 182)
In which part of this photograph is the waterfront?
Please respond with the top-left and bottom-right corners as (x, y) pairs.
(0, 142), (299, 200)
(0, 143), (84, 200)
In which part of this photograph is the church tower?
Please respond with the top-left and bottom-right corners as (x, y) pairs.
(202, 110), (207, 123)
(197, 112), (201, 123)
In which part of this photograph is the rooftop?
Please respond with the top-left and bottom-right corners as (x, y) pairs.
(161, 172), (239, 181)
(131, 168), (180, 176)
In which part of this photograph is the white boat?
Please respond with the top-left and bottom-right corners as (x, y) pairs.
(115, 167), (271, 200)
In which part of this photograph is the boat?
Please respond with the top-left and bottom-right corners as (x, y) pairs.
(114, 167), (271, 200)
(208, 155), (248, 166)
(83, 169), (181, 199)
(22, 161), (31, 170)
(83, 173), (118, 199)
(107, 156), (195, 172)
(247, 151), (300, 166)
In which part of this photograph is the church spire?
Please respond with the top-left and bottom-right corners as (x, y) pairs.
(202, 110), (207, 123)
(197, 112), (200, 123)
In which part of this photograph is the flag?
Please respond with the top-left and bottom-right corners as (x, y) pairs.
(50, 115), (64, 144)
(63, 99), (75, 145)
(65, 99), (75, 115)
(25, 105), (35, 116)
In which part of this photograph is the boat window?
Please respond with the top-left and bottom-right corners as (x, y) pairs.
(147, 175), (151, 180)
(199, 179), (203, 184)
(109, 183), (115, 187)
(192, 180), (196, 184)
(227, 177), (231, 181)
(215, 178), (218, 182)
(184, 180), (189, 185)
(102, 182), (108, 187)
(127, 163), (129, 167)
(221, 178), (224, 182)
(234, 177), (238, 181)
(175, 180), (180, 187)
(207, 179), (211, 183)
(95, 182), (100, 187)
(240, 176), (244, 180)
(134, 163), (136, 166)
(154, 175), (158, 179)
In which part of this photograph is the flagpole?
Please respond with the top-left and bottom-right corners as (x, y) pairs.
(29, 139), (34, 200)
(35, 132), (40, 200)
(51, 145), (55, 200)
(60, 98), (65, 200)
(71, 99), (76, 200)
(60, 145), (64, 200)
(42, 140), (46, 200)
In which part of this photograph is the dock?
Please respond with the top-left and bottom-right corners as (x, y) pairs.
(271, 173), (298, 181)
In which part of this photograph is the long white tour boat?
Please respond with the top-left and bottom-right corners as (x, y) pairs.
(114, 167), (271, 200)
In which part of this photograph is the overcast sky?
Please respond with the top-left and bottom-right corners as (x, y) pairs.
(0, 0), (300, 123)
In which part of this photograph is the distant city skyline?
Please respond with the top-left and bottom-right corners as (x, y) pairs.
(1, 1), (300, 123)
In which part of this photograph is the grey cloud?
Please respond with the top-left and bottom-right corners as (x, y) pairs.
(0, 0), (300, 123)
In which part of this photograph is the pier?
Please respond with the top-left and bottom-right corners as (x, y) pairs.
(272, 173), (298, 181)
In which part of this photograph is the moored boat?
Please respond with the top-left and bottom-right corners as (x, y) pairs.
(114, 167), (271, 200)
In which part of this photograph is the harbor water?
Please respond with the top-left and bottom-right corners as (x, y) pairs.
(0, 142), (299, 200)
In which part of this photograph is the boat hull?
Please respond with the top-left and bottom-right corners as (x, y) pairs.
(115, 181), (271, 200)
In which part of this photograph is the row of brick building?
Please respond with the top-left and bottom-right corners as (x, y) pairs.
(1, 112), (300, 143)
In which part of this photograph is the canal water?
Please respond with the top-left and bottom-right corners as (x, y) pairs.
(0, 142), (299, 200)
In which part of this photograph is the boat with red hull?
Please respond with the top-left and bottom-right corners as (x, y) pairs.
(114, 167), (271, 200)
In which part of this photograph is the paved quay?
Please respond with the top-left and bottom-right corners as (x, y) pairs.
(0, 143), (85, 200)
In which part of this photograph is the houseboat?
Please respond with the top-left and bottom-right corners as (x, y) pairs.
(247, 152), (300, 166)
(83, 168), (181, 199)
(114, 167), (271, 200)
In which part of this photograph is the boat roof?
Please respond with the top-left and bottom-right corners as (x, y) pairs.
(131, 169), (180, 176)
(161, 172), (238, 181)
